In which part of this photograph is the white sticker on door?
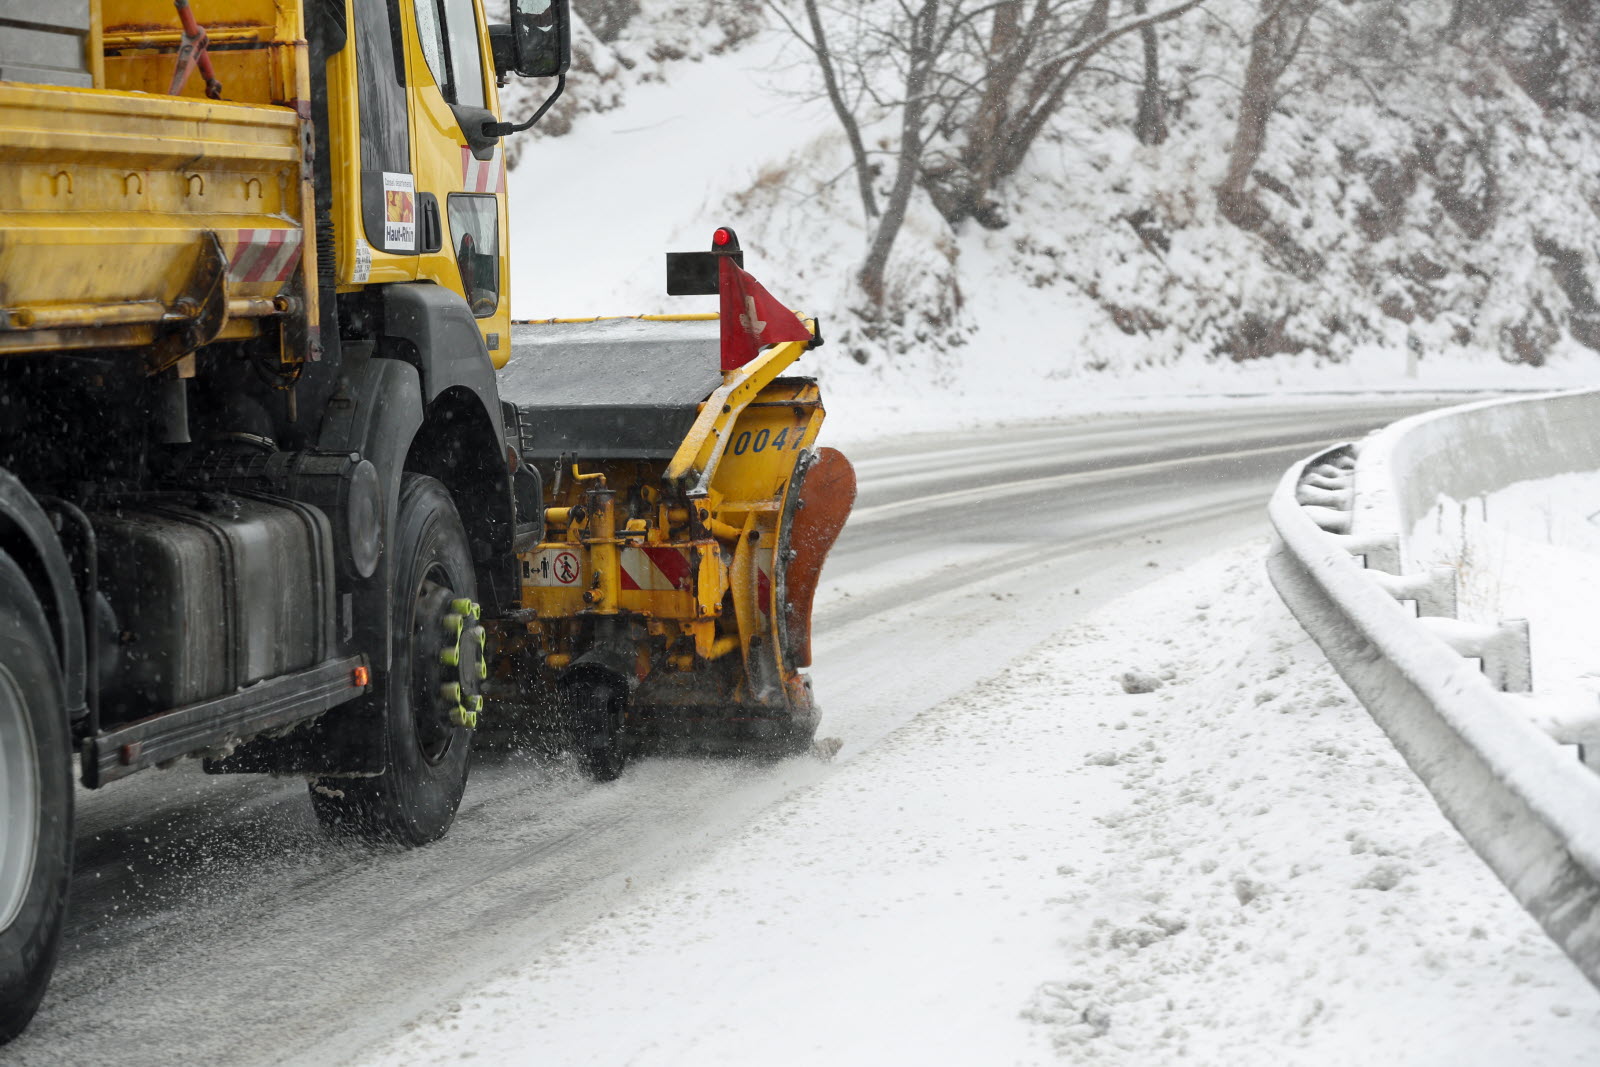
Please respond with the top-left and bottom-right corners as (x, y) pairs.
(382, 172), (416, 252)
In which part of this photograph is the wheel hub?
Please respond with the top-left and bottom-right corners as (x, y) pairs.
(438, 596), (487, 730)
(412, 578), (485, 765)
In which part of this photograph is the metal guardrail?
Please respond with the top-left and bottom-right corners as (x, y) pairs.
(1267, 410), (1600, 989)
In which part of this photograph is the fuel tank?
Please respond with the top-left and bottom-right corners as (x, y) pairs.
(92, 492), (335, 720)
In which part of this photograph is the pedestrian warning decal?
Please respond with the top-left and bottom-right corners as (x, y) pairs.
(523, 548), (583, 587)
(553, 551), (579, 584)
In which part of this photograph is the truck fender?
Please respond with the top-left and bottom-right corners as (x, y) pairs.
(317, 353), (426, 663)
(0, 470), (86, 723)
(379, 283), (516, 612)
(380, 283), (506, 438)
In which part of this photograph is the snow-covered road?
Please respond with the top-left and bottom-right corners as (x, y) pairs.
(14, 397), (1585, 1065)
(367, 542), (1600, 1067)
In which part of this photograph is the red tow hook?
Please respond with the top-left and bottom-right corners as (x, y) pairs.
(169, 0), (223, 100)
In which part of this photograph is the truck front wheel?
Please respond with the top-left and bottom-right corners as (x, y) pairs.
(310, 475), (477, 847)
(0, 553), (73, 1044)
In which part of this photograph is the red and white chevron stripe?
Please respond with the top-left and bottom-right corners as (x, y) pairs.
(228, 228), (303, 284)
(460, 145), (503, 194)
(757, 550), (773, 616)
(619, 546), (693, 592)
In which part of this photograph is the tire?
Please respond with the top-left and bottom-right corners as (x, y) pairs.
(0, 553), (73, 1044)
(311, 475), (477, 846)
(570, 677), (629, 783)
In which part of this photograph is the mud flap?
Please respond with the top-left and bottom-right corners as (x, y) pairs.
(777, 447), (856, 669)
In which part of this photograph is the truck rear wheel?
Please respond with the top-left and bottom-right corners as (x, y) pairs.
(0, 553), (73, 1044)
(310, 475), (477, 847)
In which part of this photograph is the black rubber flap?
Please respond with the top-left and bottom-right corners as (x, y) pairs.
(500, 318), (724, 460)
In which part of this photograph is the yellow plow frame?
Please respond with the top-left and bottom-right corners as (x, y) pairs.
(489, 312), (853, 773)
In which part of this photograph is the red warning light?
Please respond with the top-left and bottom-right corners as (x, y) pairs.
(713, 227), (732, 247)
(353, 665), (370, 688)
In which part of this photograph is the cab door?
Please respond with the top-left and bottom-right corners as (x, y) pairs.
(401, 0), (513, 368)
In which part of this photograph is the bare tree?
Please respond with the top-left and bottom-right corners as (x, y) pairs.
(857, 0), (942, 303)
(773, 0), (1000, 301)
(1132, 0), (1168, 144)
(795, 0), (880, 221)
(776, 0), (1207, 303)
(924, 0), (1205, 227)
(1215, 0), (1319, 228)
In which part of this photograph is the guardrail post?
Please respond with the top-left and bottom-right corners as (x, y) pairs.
(1304, 505), (1351, 534)
(1582, 744), (1600, 774)
(1415, 617), (1532, 693)
(1368, 567), (1457, 619)
(1295, 484), (1351, 508)
(1327, 532), (1400, 574)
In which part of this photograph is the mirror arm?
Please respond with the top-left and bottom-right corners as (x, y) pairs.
(482, 72), (566, 138)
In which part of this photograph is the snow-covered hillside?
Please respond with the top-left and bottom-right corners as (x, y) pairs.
(505, 0), (1600, 435)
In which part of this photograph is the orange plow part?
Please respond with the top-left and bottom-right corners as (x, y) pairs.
(784, 447), (856, 669)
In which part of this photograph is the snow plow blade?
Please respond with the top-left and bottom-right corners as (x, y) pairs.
(781, 447), (855, 669)
(486, 309), (850, 772)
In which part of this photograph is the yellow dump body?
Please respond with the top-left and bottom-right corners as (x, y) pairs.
(0, 0), (313, 362)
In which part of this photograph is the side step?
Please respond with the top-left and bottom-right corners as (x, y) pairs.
(82, 656), (368, 787)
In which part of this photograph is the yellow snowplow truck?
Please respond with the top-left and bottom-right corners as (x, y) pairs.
(0, 0), (851, 1041)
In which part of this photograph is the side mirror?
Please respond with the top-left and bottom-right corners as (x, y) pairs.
(482, 0), (572, 137)
(496, 0), (569, 79)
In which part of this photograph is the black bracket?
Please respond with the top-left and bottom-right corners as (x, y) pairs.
(666, 227), (745, 296)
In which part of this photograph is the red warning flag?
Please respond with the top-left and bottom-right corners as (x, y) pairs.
(718, 257), (811, 371)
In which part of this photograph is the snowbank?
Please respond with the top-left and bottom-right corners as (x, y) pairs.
(360, 543), (1599, 1066)
(1409, 470), (1600, 713)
